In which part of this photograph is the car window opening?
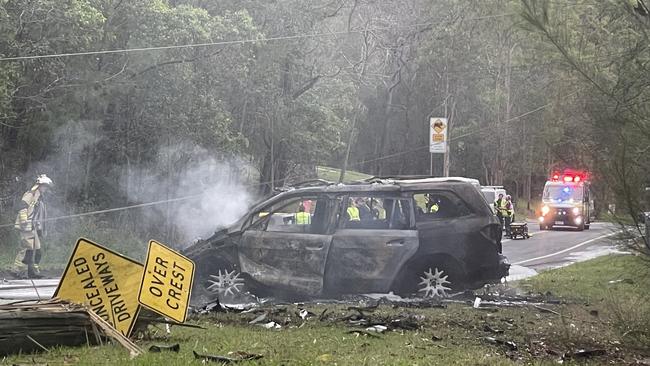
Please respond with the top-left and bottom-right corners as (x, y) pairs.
(342, 196), (410, 230)
(251, 196), (328, 234)
(414, 192), (471, 221)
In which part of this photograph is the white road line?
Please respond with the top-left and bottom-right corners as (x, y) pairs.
(513, 231), (621, 265)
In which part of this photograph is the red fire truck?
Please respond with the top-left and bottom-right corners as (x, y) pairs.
(538, 170), (595, 231)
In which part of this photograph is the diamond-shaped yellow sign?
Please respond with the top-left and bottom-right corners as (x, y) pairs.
(54, 238), (143, 336)
(138, 240), (195, 323)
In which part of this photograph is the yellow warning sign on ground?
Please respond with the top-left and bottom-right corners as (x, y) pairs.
(54, 238), (143, 336)
(138, 240), (194, 323)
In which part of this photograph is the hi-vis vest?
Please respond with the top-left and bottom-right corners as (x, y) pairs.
(14, 186), (44, 231)
(347, 206), (360, 221)
(494, 198), (507, 215)
(295, 211), (311, 225)
(504, 201), (514, 217)
(430, 203), (439, 213)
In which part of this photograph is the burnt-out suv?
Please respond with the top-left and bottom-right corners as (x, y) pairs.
(184, 177), (509, 301)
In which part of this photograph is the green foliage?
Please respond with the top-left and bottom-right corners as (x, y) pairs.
(0, 0), (648, 247)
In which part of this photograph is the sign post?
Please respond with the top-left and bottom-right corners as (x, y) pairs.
(138, 240), (195, 323)
(429, 118), (448, 176)
(54, 238), (143, 336)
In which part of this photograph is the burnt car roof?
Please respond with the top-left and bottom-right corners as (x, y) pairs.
(210, 177), (490, 237)
(258, 177), (487, 213)
(278, 176), (482, 194)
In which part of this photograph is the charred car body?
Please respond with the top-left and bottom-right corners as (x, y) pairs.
(184, 177), (509, 302)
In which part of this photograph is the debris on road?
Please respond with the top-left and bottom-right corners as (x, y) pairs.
(0, 299), (142, 357)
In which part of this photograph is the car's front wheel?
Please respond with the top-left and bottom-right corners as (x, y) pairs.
(207, 269), (247, 300)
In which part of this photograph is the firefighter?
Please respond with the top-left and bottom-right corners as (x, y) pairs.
(295, 203), (311, 225)
(12, 174), (53, 279)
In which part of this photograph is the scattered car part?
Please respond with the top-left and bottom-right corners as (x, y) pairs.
(483, 336), (517, 351)
(260, 321), (281, 329)
(365, 325), (388, 333)
(193, 350), (263, 363)
(563, 349), (606, 360)
(248, 312), (268, 325)
(346, 329), (381, 338)
(149, 344), (180, 353)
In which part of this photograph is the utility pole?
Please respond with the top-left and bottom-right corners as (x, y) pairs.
(339, 104), (361, 183)
(270, 115), (274, 190)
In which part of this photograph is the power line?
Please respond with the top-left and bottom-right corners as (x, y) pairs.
(0, 179), (269, 229)
(0, 14), (515, 62)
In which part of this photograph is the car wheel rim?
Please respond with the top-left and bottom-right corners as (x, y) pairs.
(418, 267), (451, 298)
(207, 269), (245, 296)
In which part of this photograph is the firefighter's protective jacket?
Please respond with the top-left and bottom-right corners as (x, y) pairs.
(14, 186), (46, 232)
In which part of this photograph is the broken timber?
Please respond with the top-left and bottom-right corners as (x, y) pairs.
(0, 299), (142, 357)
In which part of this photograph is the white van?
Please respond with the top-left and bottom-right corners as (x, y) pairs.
(481, 186), (507, 214)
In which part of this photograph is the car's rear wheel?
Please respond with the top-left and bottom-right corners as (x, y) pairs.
(393, 258), (466, 298)
(417, 267), (452, 298)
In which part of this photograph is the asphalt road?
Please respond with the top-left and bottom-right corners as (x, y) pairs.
(502, 220), (623, 280)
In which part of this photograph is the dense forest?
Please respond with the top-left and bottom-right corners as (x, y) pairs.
(0, 0), (648, 259)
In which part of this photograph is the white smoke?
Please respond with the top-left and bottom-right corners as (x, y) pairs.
(121, 144), (254, 246)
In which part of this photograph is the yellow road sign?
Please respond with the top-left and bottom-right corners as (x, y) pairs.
(138, 240), (195, 323)
(54, 238), (143, 336)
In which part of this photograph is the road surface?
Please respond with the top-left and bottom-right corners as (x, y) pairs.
(503, 220), (624, 280)
(0, 221), (625, 301)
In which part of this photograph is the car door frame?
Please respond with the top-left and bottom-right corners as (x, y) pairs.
(323, 193), (420, 294)
(238, 193), (337, 296)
